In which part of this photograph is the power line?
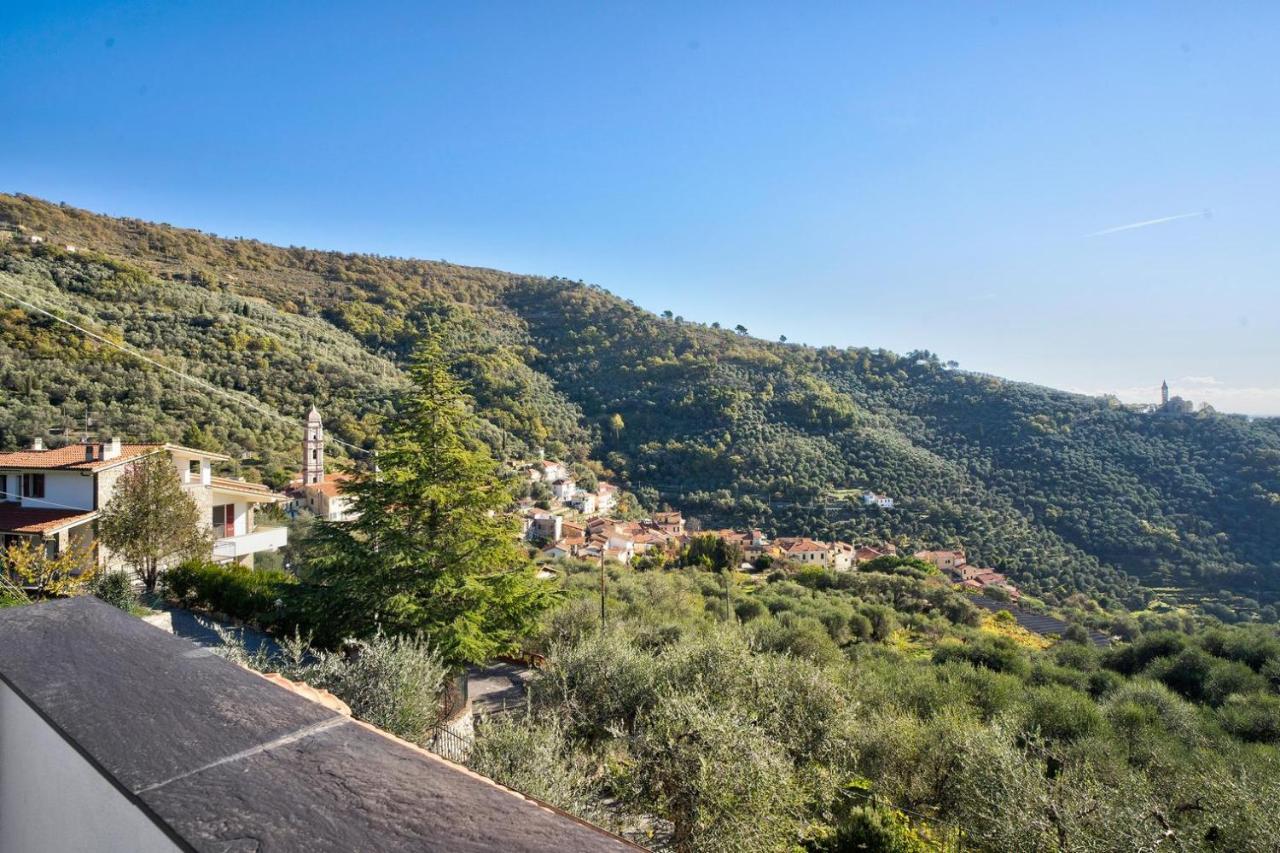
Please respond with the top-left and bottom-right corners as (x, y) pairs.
(0, 284), (372, 456)
(0, 489), (99, 514)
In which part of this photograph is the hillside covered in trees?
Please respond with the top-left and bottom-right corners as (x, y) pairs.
(2, 193), (1278, 616)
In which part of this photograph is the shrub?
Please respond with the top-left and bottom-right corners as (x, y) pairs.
(1103, 679), (1201, 745)
(823, 805), (933, 853)
(624, 693), (805, 852)
(468, 714), (604, 821)
(536, 629), (660, 740)
(932, 636), (1031, 679)
(1217, 693), (1280, 744)
(1062, 624), (1091, 645)
(749, 613), (844, 667)
(214, 628), (448, 746)
(1023, 684), (1103, 742)
(1203, 660), (1268, 707)
(734, 597), (767, 622)
(161, 558), (296, 626)
(90, 571), (136, 611)
(304, 633), (448, 744)
(1145, 647), (1215, 702)
(1104, 631), (1186, 676)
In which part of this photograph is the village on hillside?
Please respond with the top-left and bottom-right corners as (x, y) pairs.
(0, 404), (1021, 604)
(512, 454), (1022, 600)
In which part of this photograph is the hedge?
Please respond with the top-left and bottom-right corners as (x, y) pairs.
(162, 559), (297, 627)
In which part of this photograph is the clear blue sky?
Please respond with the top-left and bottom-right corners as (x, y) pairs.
(4, 2), (1279, 413)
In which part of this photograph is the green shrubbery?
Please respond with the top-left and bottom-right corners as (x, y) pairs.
(459, 564), (1280, 850)
(216, 628), (448, 746)
(89, 571), (136, 611)
(161, 559), (296, 626)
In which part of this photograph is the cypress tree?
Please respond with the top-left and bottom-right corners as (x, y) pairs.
(301, 340), (553, 664)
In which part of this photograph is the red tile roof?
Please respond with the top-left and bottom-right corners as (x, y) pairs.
(0, 503), (97, 535)
(785, 539), (828, 553)
(304, 472), (354, 498)
(0, 443), (161, 472)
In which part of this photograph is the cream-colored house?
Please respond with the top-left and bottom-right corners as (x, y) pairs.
(0, 438), (286, 578)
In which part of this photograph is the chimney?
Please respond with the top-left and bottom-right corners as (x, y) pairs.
(31, 437), (44, 451)
(102, 438), (122, 460)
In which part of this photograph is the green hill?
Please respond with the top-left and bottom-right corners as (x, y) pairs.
(2, 193), (1278, 616)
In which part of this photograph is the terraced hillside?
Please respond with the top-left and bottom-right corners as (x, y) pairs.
(2, 193), (1278, 616)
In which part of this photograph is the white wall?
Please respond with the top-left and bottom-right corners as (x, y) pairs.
(22, 471), (94, 511)
(0, 681), (180, 853)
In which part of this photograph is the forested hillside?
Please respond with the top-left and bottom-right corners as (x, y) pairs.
(3, 194), (1278, 615)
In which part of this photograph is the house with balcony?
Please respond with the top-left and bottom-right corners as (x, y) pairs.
(0, 437), (287, 579)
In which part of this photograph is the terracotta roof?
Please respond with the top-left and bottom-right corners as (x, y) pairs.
(304, 472), (354, 498)
(0, 443), (161, 472)
(0, 503), (97, 535)
(785, 539), (828, 553)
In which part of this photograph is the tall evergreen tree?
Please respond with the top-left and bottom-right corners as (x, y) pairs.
(301, 341), (554, 664)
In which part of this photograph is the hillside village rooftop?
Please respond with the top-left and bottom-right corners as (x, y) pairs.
(0, 597), (639, 852)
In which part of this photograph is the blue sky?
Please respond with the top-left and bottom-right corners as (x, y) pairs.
(4, 2), (1279, 413)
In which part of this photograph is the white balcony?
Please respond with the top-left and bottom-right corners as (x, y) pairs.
(212, 526), (287, 561)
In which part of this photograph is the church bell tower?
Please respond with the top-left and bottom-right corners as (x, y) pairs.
(1161, 380), (1169, 407)
(304, 405), (325, 485)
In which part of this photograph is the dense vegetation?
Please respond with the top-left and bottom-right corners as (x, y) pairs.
(3, 193), (1279, 615)
(463, 564), (1280, 851)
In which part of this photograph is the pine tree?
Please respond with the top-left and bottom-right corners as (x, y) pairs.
(98, 453), (211, 592)
(301, 341), (554, 664)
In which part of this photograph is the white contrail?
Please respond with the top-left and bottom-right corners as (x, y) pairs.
(1087, 210), (1210, 237)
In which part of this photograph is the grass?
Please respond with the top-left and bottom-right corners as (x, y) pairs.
(979, 613), (1053, 651)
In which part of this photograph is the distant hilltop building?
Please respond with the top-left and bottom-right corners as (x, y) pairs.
(1157, 380), (1194, 415)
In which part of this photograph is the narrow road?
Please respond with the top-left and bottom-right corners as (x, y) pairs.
(155, 603), (281, 657)
(467, 661), (537, 715)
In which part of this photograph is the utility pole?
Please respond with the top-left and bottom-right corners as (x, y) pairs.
(723, 566), (733, 622)
(599, 548), (607, 629)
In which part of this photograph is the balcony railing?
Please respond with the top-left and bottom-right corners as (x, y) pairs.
(212, 525), (287, 560)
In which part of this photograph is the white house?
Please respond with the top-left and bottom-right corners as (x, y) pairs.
(595, 482), (618, 513)
(0, 437), (287, 577)
(551, 478), (577, 502)
(526, 512), (563, 543)
(568, 491), (598, 514)
(529, 460), (569, 483)
(862, 491), (895, 509)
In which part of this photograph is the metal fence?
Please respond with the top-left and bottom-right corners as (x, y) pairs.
(428, 723), (473, 764)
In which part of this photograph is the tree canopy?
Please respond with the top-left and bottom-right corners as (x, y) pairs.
(299, 341), (554, 663)
(98, 453), (210, 591)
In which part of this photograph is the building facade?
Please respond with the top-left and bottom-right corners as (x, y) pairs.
(0, 438), (286, 579)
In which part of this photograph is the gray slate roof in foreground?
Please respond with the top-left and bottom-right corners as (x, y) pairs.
(0, 597), (638, 852)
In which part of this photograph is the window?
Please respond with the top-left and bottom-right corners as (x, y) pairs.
(44, 538), (59, 560)
(212, 504), (235, 538)
(0, 474), (7, 500)
(311, 449), (318, 461)
(22, 473), (45, 499)
(189, 459), (201, 475)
